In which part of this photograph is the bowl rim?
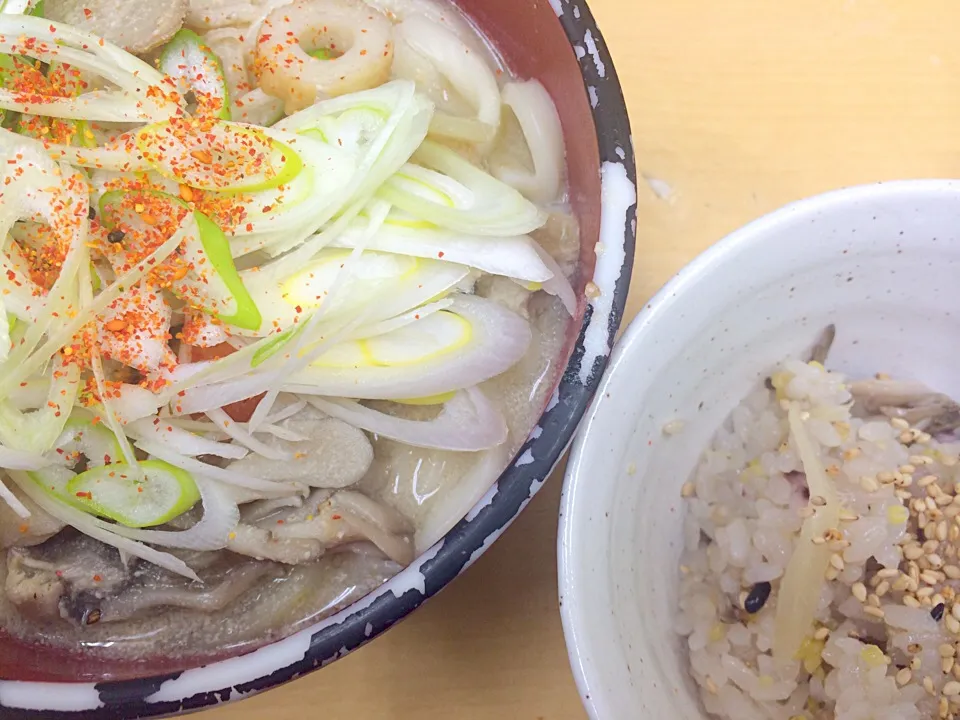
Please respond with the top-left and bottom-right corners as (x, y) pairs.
(557, 178), (960, 719)
(0, 1), (637, 717)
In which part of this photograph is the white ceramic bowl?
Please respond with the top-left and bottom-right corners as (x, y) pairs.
(558, 180), (960, 719)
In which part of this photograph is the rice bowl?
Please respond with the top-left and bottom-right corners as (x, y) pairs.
(558, 181), (960, 720)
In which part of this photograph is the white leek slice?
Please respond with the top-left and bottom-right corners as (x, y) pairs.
(395, 15), (500, 131)
(493, 80), (565, 204)
(0, 356), (80, 453)
(0, 295), (9, 362)
(329, 221), (554, 283)
(205, 407), (292, 461)
(133, 437), (302, 496)
(0, 474), (29, 518)
(285, 295), (531, 400)
(237, 250), (470, 338)
(0, 444), (62, 470)
(0, 16), (176, 122)
(379, 141), (545, 237)
(773, 403), (841, 664)
(127, 417), (248, 460)
(264, 80), (433, 261)
(8, 469), (201, 581)
(67, 459), (201, 528)
(306, 387), (507, 452)
(529, 239), (577, 316)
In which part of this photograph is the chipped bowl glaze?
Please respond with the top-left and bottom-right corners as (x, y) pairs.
(558, 181), (960, 718)
(0, 1), (637, 718)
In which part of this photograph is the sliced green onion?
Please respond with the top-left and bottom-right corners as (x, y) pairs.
(99, 189), (262, 330)
(159, 29), (232, 120)
(135, 120), (303, 193)
(66, 459), (201, 528)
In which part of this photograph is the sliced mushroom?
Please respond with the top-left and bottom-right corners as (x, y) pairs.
(45, 0), (188, 55)
(229, 488), (415, 565)
(4, 550), (64, 620)
(95, 558), (273, 623)
(227, 523), (325, 565)
(228, 417), (373, 487)
(808, 324), (836, 366)
(850, 378), (960, 435)
(5, 532), (134, 623)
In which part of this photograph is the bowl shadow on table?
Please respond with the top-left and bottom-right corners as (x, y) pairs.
(203, 460), (587, 720)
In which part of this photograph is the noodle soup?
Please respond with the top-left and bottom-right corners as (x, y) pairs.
(0, 0), (577, 676)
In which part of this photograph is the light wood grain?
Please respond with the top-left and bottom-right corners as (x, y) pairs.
(212, 1), (960, 717)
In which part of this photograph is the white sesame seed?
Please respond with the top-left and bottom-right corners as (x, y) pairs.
(860, 476), (879, 492)
(904, 595), (922, 608)
(931, 554), (946, 570)
(906, 545), (926, 561)
(877, 568), (899, 579)
(876, 580), (891, 597)
(947, 616), (960, 635)
(663, 419), (685, 435)
(813, 626), (830, 641)
(896, 667), (913, 685)
(939, 643), (955, 658)
(864, 606), (885, 619)
(868, 593), (882, 608)
(945, 681), (960, 697)
(681, 482), (696, 498)
(901, 464), (917, 474)
(920, 474), (940, 488)
(919, 587), (937, 599)
(852, 582), (867, 602)
(830, 553), (844, 571)
(892, 418), (910, 430)
(926, 676), (937, 694)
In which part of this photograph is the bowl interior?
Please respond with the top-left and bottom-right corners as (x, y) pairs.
(0, 0), (602, 684)
(561, 180), (960, 718)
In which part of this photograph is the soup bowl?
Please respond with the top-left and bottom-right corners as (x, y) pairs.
(559, 181), (960, 718)
(0, 0), (636, 717)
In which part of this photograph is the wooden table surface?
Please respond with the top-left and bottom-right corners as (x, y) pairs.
(212, 1), (960, 717)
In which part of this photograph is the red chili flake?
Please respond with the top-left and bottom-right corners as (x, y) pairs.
(93, 574), (102, 583)
(18, 523), (28, 534)
(438, 251), (445, 258)
(75, 491), (93, 499)
(82, 7), (92, 16)
(331, 514), (342, 520)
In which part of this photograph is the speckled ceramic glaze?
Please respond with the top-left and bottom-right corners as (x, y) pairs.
(0, 1), (636, 717)
(558, 181), (960, 718)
